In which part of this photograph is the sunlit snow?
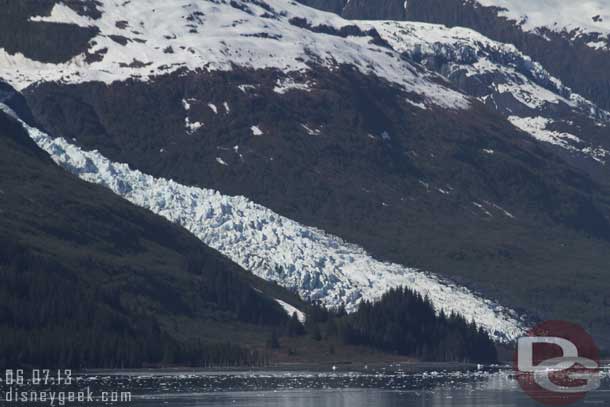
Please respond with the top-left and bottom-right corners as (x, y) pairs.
(0, 0), (469, 110)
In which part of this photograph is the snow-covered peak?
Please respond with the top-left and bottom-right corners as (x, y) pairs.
(0, 0), (468, 110)
(473, 0), (610, 50)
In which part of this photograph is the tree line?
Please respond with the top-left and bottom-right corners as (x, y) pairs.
(274, 287), (498, 363)
(0, 237), (496, 367)
(0, 237), (284, 368)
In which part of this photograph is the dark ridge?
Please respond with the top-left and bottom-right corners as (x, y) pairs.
(0, 0), (98, 63)
(288, 17), (391, 48)
(62, 0), (103, 19)
(0, 81), (39, 127)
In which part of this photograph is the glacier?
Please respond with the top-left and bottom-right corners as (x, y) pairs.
(1, 102), (526, 342)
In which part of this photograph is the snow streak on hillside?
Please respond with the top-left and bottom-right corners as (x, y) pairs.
(1, 103), (525, 342)
(370, 20), (610, 163)
(0, 0), (467, 110)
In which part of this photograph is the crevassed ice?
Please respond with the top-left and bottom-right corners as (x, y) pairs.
(369, 20), (610, 163)
(3, 103), (525, 342)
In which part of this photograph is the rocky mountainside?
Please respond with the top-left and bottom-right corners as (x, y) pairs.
(1, 0), (610, 348)
(298, 1), (610, 182)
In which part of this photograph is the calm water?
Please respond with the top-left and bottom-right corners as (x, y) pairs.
(74, 365), (610, 407)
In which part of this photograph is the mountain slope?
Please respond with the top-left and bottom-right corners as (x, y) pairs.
(2, 0), (610, 348)
(0, 0), (467, 110)
(12, 95), (525, 341)
(25, 68), (610, 344)
(298, 0), (610, 112)
(0, 93), (301, 368)
(366, 20), (610, 184)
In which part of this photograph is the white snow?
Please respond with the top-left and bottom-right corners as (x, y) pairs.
(472, 0), (610, 50)
(185, 118), (203, 135)
(369, 20), (610, 163)
(275, 299), (306, 323)
(251, 125), (264, 136)
(371, 21), (600, 113)
(473, 202), (493, 218)
(0, 0), (469, 110)
(490, 202), (516, 219)
(301, 124), (321, 136)
(183, 98), (204, 134)
(30, 3), (93, 28)
(406, 98), (427, 110)
(182, 98), (193, 111)
(508, 116), (579, 146)
(508, 116), (608, 163)
(4, 103), (525, 342)
(273, 78), (313, 95)
(216, 157), (228, 166)
(238, 85), (257, 94)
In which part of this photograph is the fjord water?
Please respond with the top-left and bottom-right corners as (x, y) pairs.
(132, 388), (609, 407)
(93, 367), (610, 407)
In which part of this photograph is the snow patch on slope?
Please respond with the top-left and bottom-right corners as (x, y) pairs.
(508, 116), (579, 147)
(30, 3), (93, 28)
(508, 116), (608, 163)
(273, 78), (313, 95)
(275, 299), (306, 323)
(0, 0), (469, 110)
(4, 103), (524, 341)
